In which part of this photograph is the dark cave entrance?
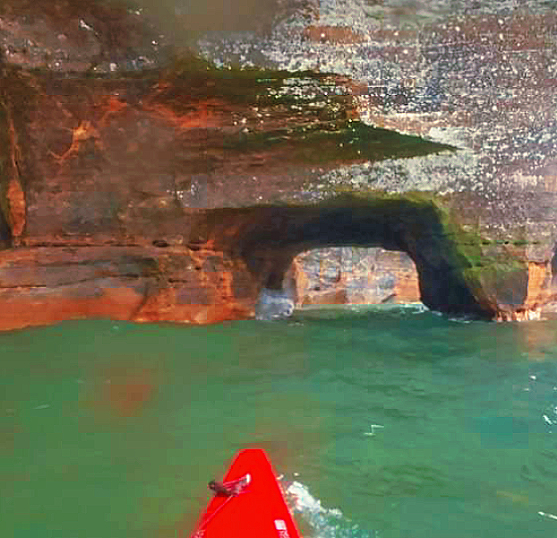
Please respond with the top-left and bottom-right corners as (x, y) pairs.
(204, 197), (494, 319)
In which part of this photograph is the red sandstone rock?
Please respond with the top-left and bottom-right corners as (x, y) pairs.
(0, 246), (257, 331)
(0, 0), (555, 329)
(0, 0), (166, 73)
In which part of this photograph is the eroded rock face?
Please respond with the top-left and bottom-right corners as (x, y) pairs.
(286, 247), (421, 307)
(0, 0), (556, 329)
(0, 245), (257, 330)
(197, 0), (557, 321)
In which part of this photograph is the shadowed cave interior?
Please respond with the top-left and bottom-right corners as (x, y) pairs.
(204, 199), (494, 320)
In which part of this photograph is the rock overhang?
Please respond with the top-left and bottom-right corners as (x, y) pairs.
(0, 0), (556, 329)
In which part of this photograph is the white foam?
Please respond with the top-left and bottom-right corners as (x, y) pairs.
(284, 480), (376, 538)
(255, 288), (295, 321)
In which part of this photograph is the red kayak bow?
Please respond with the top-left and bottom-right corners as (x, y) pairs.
(190, 448), (302, 538)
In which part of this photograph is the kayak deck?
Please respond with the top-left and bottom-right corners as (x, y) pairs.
(190, 448), (302, 538)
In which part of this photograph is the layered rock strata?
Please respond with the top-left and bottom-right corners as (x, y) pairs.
(0, 245), (256, 330)
(0, 0), (557, 330)
(286, 247), (421, 307)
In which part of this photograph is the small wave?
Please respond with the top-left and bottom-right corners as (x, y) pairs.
(255, 288), (295, 321)
(296, 302), (427, 316)
(430, 309), (478, 323)
(283, 480), (377, 538)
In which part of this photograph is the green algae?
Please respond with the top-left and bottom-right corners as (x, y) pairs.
(25, 52), (456, 169)
(162, 53), (346, 105)
(433, 201), (529, 306)
(226, 119), (456, 164)
(290, 121), (456, 163)
(164, 54), (455, 163)
(286, 189), (526, 313)
(166, 53), (336, 86)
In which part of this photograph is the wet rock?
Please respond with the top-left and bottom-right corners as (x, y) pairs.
(0, 246), (257, 331)
(286, 247), (421, 306)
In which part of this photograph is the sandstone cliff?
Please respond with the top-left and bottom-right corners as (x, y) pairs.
(0, 0), (556, 329)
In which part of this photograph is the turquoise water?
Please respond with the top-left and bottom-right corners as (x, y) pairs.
(2, 305), (557, 538)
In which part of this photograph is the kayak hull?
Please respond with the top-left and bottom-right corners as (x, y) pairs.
(190, 448), (302, 538)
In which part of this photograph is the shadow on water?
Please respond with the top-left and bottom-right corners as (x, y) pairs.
(288, 304), (557, 364)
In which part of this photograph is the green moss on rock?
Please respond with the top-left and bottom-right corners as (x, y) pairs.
(301, 190), (527, 315)
(226, 120), (456, 164)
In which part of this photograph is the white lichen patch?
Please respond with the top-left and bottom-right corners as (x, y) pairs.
(196, 0), (557, 208)
(318, 144), (479, 194)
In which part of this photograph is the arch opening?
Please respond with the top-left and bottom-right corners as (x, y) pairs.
(231, 200), (493, 320)
(285, 246), (421, 307)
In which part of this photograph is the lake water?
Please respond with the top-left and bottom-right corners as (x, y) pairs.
(2, 305), (557, 538)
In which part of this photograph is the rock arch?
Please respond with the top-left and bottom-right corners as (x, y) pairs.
(217, 198), (494, 319)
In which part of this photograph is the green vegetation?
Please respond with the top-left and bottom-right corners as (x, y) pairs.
(166, 52), (337, 85)
(162, 52), (345, 105)
(431, 200), (529, 303)
(225, 119), (456, 164)
(299, 190), (528, 307)
(163, 53), (455, 163)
